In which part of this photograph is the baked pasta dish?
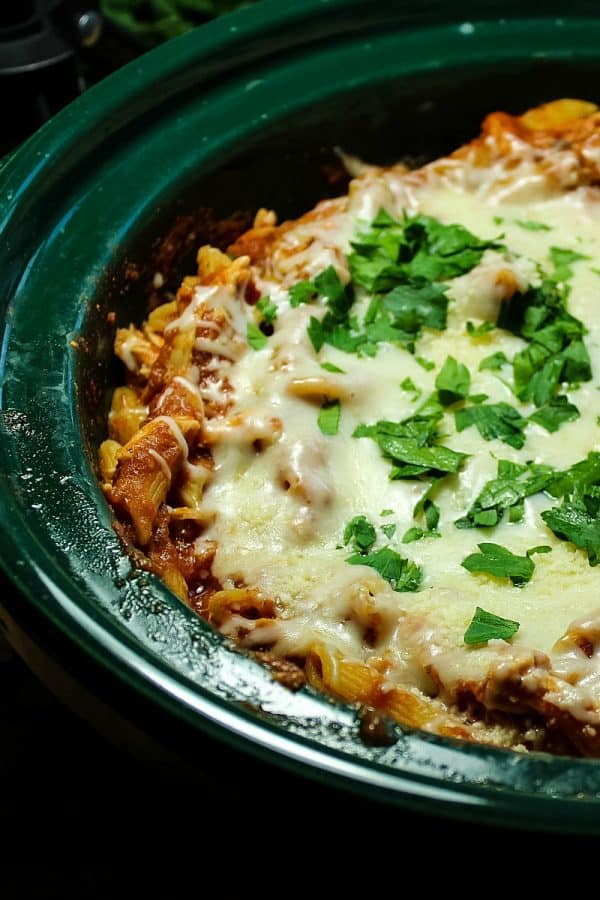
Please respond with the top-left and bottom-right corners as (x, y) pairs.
(100, 99), (600, 755)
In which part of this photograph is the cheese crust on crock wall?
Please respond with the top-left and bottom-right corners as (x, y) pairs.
(101, 99), (600, 755)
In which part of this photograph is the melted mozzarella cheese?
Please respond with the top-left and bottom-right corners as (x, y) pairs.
(202, 166), (600, 729)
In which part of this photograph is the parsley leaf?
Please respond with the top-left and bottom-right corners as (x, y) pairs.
(529, 395), (580, 433)
(381, 523), (397, 540)
(455, 459), (555, 529)
(548, 451), (600, 498)
(355, 402), (465, 481)
(400, 376), (419, 394)
(479, 351), (508, 371)
(455, 402), (527, 449)
(320, 362), (346, 374)
(314, 266), (352, 317)
(300, 267), (363, 355)
(343, 515), (377, 553)
(400, 377), (422, 401)
(466, 320), (495, 337)
(307, 316), (325, 352)
(498, 279), (592, 409)
(289, 281), (317, 308)
(317, 399), (341, 436)
(402, 495), (441, 543)
(461, 542), (535, 585)
(435, 356), (471, 406)
(256, 296), (277, 325)
(549, 246), (590, 283)
(379, 435), (466, 475)
(289, 266), (351, 312)
(402, 526), (426, 543)
(402, 524), (440, 544)
(542, 494), (600, 566)
(424, 499), (440, 531)
(346, 546), (423, 591)
(515, 220), (551, 232)
(464, 606), (520, 645)
(246, 322), (268, 351)
(415, 392), (445, 421)
(540, 453), (600, 565)
(382, 282), (449, 332)
(308, 314), (367, 355)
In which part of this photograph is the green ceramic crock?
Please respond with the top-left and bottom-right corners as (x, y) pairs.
(4, 0), (600, 831)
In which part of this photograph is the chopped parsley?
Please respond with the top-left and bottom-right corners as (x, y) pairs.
(515, 220), (551, 232)
(307, 314), (364, 355)
(435, 356), (471, 406)
(307, 289), (419, 357)
(498, 279), (592, 408)
(289, 280), (318, 308)
(539, 453), (600, 565)
(348, 211), (502, 291)
(381, 282), (449, 332)
(381, 523), (397, 540)
(355, 405), (455, 535)
(403, 495), (440, 543)
(246, 322), (268, 351)
(380, 508), (394, 516)
(402, 524), (440, 544)
(290, 265), (350, 311)
(416, 356), (435, 371)
(256, 296), (277, 325)
(320, 361), (346, 374)
(346, 546), (423, 592)
(549, 451), (600, 498)
(464, 607), (520, 645)
(355, 418), (465, 478)
(549, 246), (590, 283)
(479, 351), (508, 372)
(383, 437), (466, 476)
(355, 396), (465, 493)
(466, 320), (495, 337)
(454, 402), (527, 449)
(542, 493), (600, 566)
(400, 376), (421, 401)
(455, 459), (555, 529)
(424, 499), (440, 531)
(317, 399), (341, 436)
(343, 516), (376, 553)
(400, 376), (420, 393)
(304, 267), (361, 354)
(529, 395), (580, 433)
(310, 210), (503, 359)
(461, 542), (536, 585)
(413, 479), (443, 524)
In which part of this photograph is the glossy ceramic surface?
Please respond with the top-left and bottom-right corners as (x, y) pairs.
(3, 0), (600, 830)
